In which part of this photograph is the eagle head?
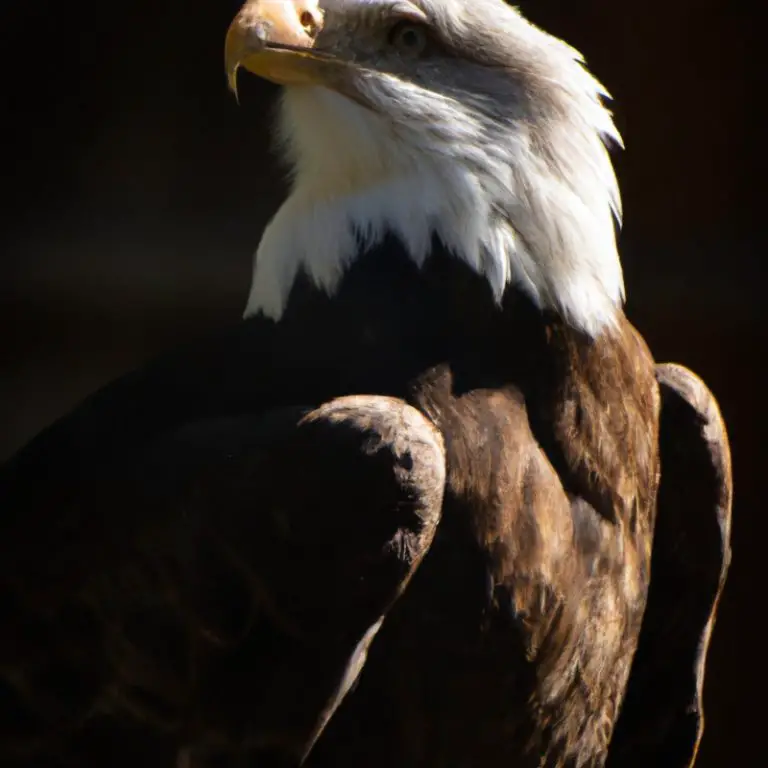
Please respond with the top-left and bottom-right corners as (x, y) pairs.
(225, 0), (624, 337)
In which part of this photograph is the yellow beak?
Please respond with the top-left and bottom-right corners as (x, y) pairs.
(225, 0), (327, 99)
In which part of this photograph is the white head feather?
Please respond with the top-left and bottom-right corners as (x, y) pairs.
(244, 0), (625, 337)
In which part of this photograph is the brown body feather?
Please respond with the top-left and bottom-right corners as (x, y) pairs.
(0, 242), (731, 767)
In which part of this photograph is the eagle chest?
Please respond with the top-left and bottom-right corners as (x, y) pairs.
(394, 319), (661, 765)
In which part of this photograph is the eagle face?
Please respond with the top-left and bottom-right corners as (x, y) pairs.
(227, 0), (624, 341)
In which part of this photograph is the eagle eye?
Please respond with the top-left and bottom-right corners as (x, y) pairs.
(299, 10), (321, 38)
(388, 22), (429, 54)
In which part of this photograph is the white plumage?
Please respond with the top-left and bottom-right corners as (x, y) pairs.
(245, 0), (625, 337)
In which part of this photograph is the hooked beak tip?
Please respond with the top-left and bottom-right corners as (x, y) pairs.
(227, 63), (241, 103)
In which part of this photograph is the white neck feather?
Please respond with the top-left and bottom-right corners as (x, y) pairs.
(244, 80), (624, 338)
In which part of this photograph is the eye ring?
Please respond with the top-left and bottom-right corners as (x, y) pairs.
(388, 21), (429, 54)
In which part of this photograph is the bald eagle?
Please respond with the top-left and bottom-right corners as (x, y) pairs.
(0, 1), (731, 767)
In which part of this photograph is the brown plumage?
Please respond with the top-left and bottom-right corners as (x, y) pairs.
(0, 1), (732, 766)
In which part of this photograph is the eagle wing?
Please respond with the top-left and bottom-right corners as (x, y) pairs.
(0, 395), (445, 768)
(607, 363), (733, 767)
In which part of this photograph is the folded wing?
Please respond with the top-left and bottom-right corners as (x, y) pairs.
(0, 396), (445, 768)
(607, 363), (733, 766)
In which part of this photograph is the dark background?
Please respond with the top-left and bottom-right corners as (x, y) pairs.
(1, 0), (762, 763)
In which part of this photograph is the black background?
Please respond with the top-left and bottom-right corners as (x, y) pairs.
(1, 1), (762, 763)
